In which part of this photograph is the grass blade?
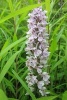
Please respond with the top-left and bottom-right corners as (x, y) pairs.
(12, 70), (36, 100)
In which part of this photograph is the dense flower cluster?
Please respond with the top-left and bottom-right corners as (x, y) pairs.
(25, 7), (50, 96)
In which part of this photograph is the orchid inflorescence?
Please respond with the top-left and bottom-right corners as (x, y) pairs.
(25, 6), (50, 96)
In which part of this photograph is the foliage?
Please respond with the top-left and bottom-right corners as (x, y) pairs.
(0, 0), (67, 100)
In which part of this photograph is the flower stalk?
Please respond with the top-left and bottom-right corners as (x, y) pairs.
(25, 7), (50, 96)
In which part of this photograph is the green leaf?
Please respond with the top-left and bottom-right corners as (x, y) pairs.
(0, 51), (20, 83)
(65, 40), (67, 60)
(51, 57), (65, 72)
(50, 37), (57, 58)
(13, 34), (17, 42)
(8, 98), (17, 100)
(51, 20), (64, 38)
(57, 27), (64, 42)
(28, 0), (34, 4)
(62, 91), (67, 100)
(45, 0), (50, 15)
(1, 39), (10, 51)
(18, 12), (28, 24)
(0, 8), (6, 18)
(0, 39), (10, 60)
(50, 1), (67, 23)
(0, 3), (44, 24)
(6, 0), (13, 12)
(13, 34), (18, 51)
(0, 37), (26, 59)
(37, 96), (58, 100)
(51, 14), (67, 28)
(0, 89), (8, 100)
(1, 25), (12, 36)
(4, 78), (15, 95)
(21, 69), (28, 79)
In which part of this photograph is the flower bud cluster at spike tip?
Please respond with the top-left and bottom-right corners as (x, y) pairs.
(25, 7), (50, 96)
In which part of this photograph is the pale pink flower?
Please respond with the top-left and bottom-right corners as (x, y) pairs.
(26, 7), (50, 96)
(38, 37), (43, 42)
(34, 49), (42, 57)
(37, 68), (42, 74)
(37, 81), (44, 90)
(42, 72), (50, 83)
(38, 65), (43, 68)
(26, 56), (37, 68)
